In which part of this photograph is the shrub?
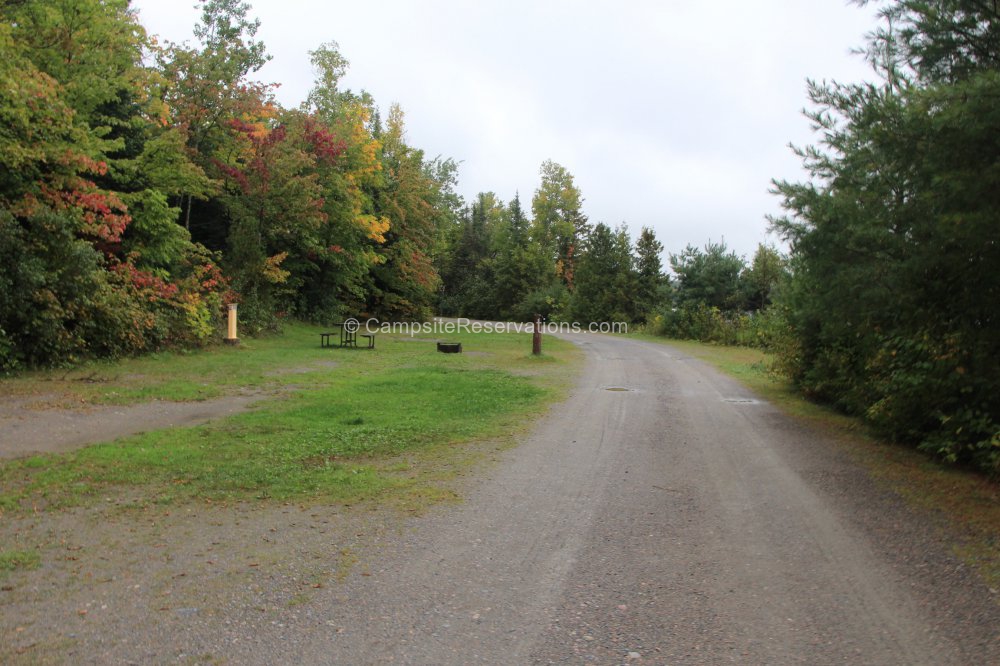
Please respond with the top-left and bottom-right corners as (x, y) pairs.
(0, 208), (229, 371)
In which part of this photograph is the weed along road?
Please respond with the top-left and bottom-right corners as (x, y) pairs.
(236, 332), (996, 664)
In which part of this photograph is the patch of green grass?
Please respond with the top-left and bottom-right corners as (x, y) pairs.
(2, 322), (581, 407)
(0, 325), (580, 513)
(633, 333), (1000, 591)
(0, 549), (40, 573)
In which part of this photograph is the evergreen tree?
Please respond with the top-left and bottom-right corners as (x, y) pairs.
(634, 226), (665, 321)
(771, 0), (1000, 471)
(493, 193), (556, 319)
(571, 223), (636, 323)
(669, 241), (746, 311)
(438, 193), (500, 318)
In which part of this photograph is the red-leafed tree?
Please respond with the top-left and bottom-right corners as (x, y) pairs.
(215, 110), (343, 330)
(0, 2), (229, 370)
(369, 105), (446, 319)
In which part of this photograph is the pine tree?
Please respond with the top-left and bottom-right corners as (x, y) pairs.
(634, 227), (665, 321)
(771, 0), (1000, 472)
(571, 223), (636, 323)
(492, 193), (555, 318)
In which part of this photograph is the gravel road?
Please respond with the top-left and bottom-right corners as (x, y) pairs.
(5, 333), (998, 664)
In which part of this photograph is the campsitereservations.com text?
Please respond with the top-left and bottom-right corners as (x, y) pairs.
(363, 318), (628, 336)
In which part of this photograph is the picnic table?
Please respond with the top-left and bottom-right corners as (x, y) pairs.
(321, 322), (357, 348)
(320, 322), (375, 349)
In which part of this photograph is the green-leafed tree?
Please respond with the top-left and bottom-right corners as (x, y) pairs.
(531, 160), (589, 288)
(0, 1), (229, 370)
(369, 105), (443, 319)
(6, 0), (146, 123)
(741, 244), (787, 312)
(771, 0), (1000, 472)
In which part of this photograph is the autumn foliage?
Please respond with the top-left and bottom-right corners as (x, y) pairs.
(0, 0), (453, 369)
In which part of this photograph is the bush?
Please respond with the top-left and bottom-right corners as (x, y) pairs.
(773, 318), (1000, 475)
(0, 208), (123, 368)
(863, 333), (1000, 473)
(649, 303), (792, 350)
(652, 302), (737, 344)
(735, 307), (793, 351)
(0, 208), (229, 371)
(0, 327), (17, 375)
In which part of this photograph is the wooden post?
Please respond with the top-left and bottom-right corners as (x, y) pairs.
(225, 303), (240, 345)
(532, 314), (542, 356)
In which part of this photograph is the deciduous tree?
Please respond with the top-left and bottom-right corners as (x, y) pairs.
(531, 160), (589, 288)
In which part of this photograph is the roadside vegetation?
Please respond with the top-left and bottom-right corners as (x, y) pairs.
(0, 325), (578, 513)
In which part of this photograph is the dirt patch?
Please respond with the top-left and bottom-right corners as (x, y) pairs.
(0, 394), (264, 460)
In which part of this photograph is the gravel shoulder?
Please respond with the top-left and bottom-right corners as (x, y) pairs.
(2, 333), (997, 664)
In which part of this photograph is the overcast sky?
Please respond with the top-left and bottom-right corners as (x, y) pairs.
(132, 0), (879, 260)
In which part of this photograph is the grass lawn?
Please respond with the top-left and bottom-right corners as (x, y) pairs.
(632, 333), (1000, 590)
(0, 322), (580, 513)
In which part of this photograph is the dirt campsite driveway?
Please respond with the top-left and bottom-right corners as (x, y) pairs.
(2, 332), (998, 664)
(0, 394), (260, 459)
